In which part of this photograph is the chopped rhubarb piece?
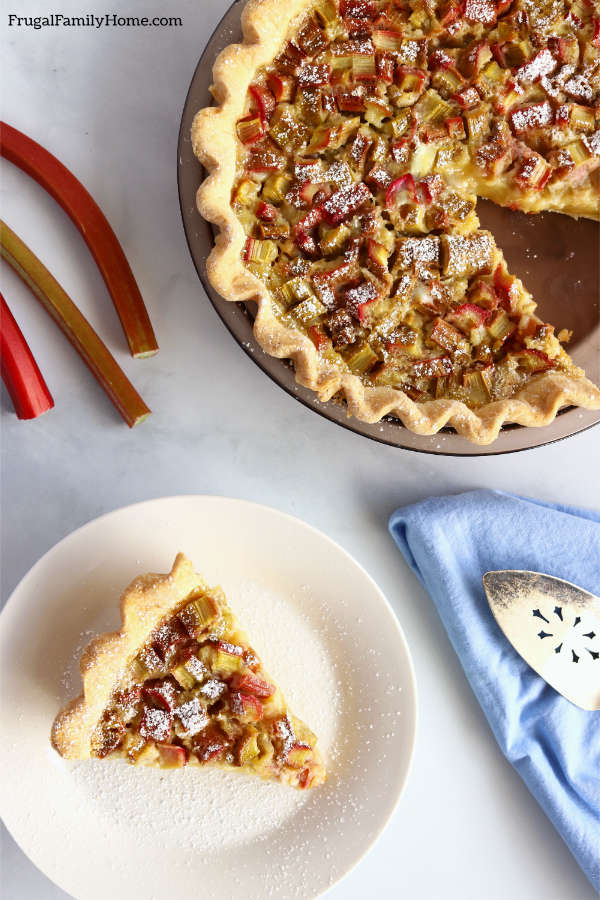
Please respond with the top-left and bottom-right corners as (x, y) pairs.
(593, 17), (600, 48)
(509, 102), (553, 134)
(346, 342), (379, 374)
(0, 293), (54, 420)
(430, 317), (468, 351)
(230, 691), (264, 723)
(445, 116), (466, 139)
(298, 63), (331, 87)
(295, 16), (329, 55)
(462, 369), (492, 405)
(487, 309), (516, 343)
(256, 201), (278, 221)
(139, 706), (172, 742)
(493, 265), (515, 306)
(341, 0), (375, 19)
(244, 237), (278, 266)
(514, 154), (552, 191)
(236, 115), (265, 145)
(178, 594), (219, 636)
(452, 86), (481, 110)
(0, 222), (151, 427)
(229, 672), (275, 698)
(267, 73), (295, 103)
(344, 280), (379, 322)
(249, 84), (276, 122)
(464, 0), (496, 23)
(515, 48), (556, 84)
(385, 173), (416, 208)
(376, 52), (396, 83)
(156, 743), (187, 769)
(373, 29), (404, 51)
(142, 679), (179, 712)
(352, 54), (377, 81)
(462, 41), (493, 76)
(336, 87), (367, 112)
(199, 678), (227, 702)
(321, 183), (371, 224)
(175, 697), (209, 736)
(298, 768), (314, 789)
(449, 303), (493, 328)
(394, 66), (427, 105)
(412, 356), (454, 378)
(286, 742), (313, 768)
(236, 729), (260, 766)
(171, 663), (196, 690)
(366, 239), (390, 278)
(153, 620), (187, 659)
(247, 139), (286, 173)
(193, 725), (229, 763)
(510, 349), (555, 373)
(308, 324), (331, 350)
(135, 646), (164, 678)
(0, 123), (157, 358)
(429, 49), (455, 71)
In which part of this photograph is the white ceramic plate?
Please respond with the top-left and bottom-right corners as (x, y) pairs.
(0, 496), (416, 900)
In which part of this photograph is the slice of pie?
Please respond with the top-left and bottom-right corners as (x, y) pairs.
(192, 0), (600, 444)
(51, 554), (326, 789)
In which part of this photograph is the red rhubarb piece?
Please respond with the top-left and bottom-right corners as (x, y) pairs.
(193, 725), (229, 763)
(230, 691), (264, 722)
(229, 672), (275, 698)
(0, 293), (54, 420)
(321, 183), (371, 224)
(249, 84), (276, 122)
(139, 706), (173, 742)
(0, 123), (157, 358)
(385, 174), (416, 208)
(156, 743), (187, 768)
(142, 679), (179, 712)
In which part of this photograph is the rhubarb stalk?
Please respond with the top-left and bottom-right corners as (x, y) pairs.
(0, 221), (150, 427)
(0, 122), (158, 358)
(1, 292), (54, 419)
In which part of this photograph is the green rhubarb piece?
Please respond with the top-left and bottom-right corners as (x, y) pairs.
(346, 343), (379, 374)
(214, 650), (243, 675)
(262, 173), (292, 205)
(172, 664), (196, 690)
(278, 277), (313, 308)
(292, 296), (326, 325)
(238, 728), (260, 766)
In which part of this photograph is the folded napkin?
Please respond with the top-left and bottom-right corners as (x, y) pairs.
(389, 490), (600, 891)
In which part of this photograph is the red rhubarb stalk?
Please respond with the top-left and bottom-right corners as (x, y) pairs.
(0, 292), (54, 419)
(0, 221), (150, 427)
(0, 122), (158, 358)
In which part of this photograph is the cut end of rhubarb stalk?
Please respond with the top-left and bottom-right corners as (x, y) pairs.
(0, 292), (54, 420)
(0, 220), (151, 428)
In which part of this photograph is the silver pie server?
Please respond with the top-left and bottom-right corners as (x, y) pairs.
(483, 571), (600, 711)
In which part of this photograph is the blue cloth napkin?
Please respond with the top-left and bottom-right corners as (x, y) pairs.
(389, 490), (600, 891)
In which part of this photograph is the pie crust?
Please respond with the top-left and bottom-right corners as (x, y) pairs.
(192, 0), (600, 444)
(51, 554), (326, 788)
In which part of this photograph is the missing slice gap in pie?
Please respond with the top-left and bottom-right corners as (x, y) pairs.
(192, 0), (600, 445)
(51, 554), (326, 789)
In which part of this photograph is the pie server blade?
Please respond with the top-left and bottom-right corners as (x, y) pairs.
(482, 571), (600, 711)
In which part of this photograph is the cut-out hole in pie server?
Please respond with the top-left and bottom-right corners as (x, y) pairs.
(483, 571), (600, 711)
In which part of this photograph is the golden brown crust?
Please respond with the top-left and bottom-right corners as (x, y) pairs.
(51, 554), (204, 759)
(192, 0), (600, 445)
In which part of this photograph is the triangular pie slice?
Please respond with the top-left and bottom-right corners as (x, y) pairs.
(192, 0), (600, 444)
(52, 554), (326, 789)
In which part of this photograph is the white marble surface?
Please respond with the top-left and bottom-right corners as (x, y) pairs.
(1, 2), (598, 898)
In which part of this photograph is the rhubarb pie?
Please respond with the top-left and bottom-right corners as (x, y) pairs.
(52, 554), (326, 789)
(192, 0), (600, 444)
